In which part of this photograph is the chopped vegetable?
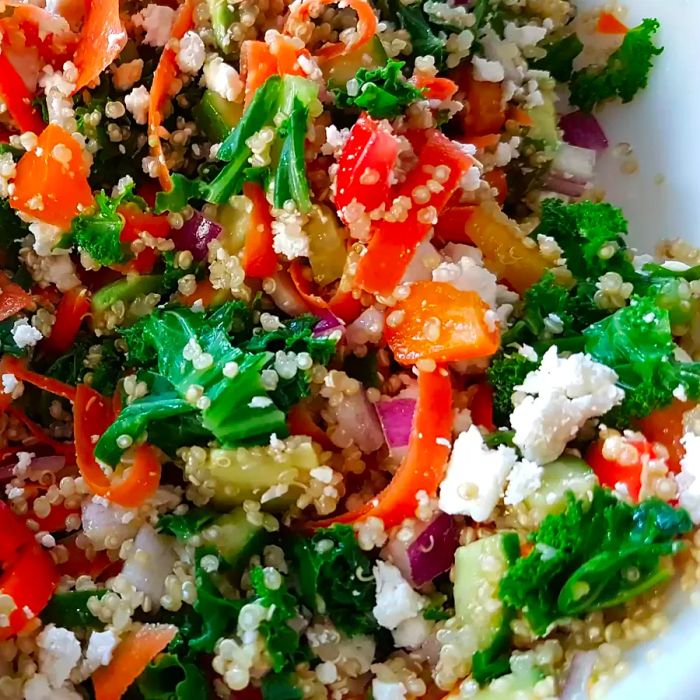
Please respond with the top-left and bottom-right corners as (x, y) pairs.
(0, 51), (45, 134)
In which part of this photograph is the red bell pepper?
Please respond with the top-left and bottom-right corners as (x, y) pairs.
(42, 286), (91, 355)
(117, 205), (171, 274)
(241, 182), (277, 279)
(355, 131), (472, 297)
(0, 50), (45, 134)
(0, 272), (33, 323)
(637, 400), (694, 473)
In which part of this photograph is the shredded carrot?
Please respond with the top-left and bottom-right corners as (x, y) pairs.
(241, 182), (278, 278)
(286, 0), (377, 62)
(93, 624), (178, 700)
(596, 11), (628, 35)
(73, 0), (127, 93)
(241, 41), (279, 108)
(467, 133), (502, 150)
(148, 0), (194, 190)
(413, 75), (458, 101)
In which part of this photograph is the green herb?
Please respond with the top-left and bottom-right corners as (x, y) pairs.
(333, 60), (424, 118)
(137, 653), (208, 700)
(570, 19), (663, 113)
(500, 488), (691, 636)
(531, 33), (584, 82)
(42, 590), (107, 629)
(274, 100), (312, 213)
(261, 672), (303, 700)
(422, 594), (452, 621)
(392, 1), (446, 69)
(486, 353), (537, 426)
(291, 524), (378, 636)
(157, 508), (219, 541)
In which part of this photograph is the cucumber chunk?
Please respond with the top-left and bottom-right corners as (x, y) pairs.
(203, 508), (267, 569)
(91, 275), (162, 329)
(323, 36), (388, 89)
(194, 90), (244, 143)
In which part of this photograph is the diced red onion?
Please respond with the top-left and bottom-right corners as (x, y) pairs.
(270, 271), (309, 317)
(27, 455), (66, 475)
(334, 391), (385, 454)
(407, 513), (460, 585)
(122, 524), (177, 602)
(543, 174), (588, 198)
(170, 210), (222, 261)
(551, 143), (597, 183)
(561, 651), (596, 700)
(560, 111), (609, 152)
(313, 311), (345, 338)
(346, 307), (384, 346)
(375, 397), (417, 458)
(81, 499), (141, 551)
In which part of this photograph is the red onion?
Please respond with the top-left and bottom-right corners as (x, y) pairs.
(313, 310), (345, 338)
(543, 174), (588, 199)
(170, 210), (222, 261)
(561, 651), (596, 700)
(560, 111), (609, 152)
(334, 391), (385, 454)
(346, 307), (384, 346)
(27, 455), (66, 475)
(407, 513), (460, 585)
(375, 396), (417, 458)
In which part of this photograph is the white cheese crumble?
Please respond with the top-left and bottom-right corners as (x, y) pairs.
(1, 373), (18, 395)
(124, 85), (150, 125)
(678, 432), (700, 523)
(177, 31), (206, 75)
(504, 458), (543, 506)
(433, 247), (499, 308)
(372, 680), (407, 700)
(11, 319), (42, 349)
(133, 4), (176, 47)
(203, 57), (243, 103)
(511, 346), (625, 464)
(37, 625), (82, 688)
(372, 561), (426, 630)
(503, 22), (548, 49)
(472, 56), (505, 82)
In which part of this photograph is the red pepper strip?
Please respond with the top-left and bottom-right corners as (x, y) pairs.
(586, 436), (654, 502)
(21, 483), (80, 533)
(355, 131), (472, 297)
(117, 205), (171, 274)
(308, 367), (452, 530)
(42, 287), (91, 356)
(596, 11), (628, 35)
(148, 0), (194, 191)
(7, 406), (76, 462)
(0, 502), (58, 637)
(0, 272), (33, 323)
(288, 402), (335, 451)
(335, 113), (398, 218)
(637, 400), (694, 473)
(433, 205), (477, 245)
(74, 384), (162, 507)
(241, 182), (277, 279)
(0, 355), (77, 403)
(57, 533), (114, 580)
(0, 51), (45, 134)
(72, 0), (127, 93)
(469, 382), (496, 432)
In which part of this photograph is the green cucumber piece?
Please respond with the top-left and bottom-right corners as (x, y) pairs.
(204, 508), (267, 569)
(91, 275), (162, 329)
(527, 90), (560, 153)
(323, 36), (388, 89)
(194, 90), (244, 143)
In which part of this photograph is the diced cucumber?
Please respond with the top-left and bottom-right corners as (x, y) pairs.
(193, 90), (244, 143)
(278, 76), (320, 118)
(323, 36), (388, 89)
(467, 668), (540, 699)
(202, 507), (267, 569)
(527, 90), (560, 153)
(207, 0), (237, 54)
(191, 436), (321, 510)
(307, 204), (347, 286)
(454, 534), (516, 650)
(91, 275), (162, 329)
(217, 194), (252, 255)
(523, 456), (597, 523)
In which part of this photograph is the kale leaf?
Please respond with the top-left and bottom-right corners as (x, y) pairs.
(569, 19), (663, 113)
(41, 590), (107, 629)
(157, 507), (219, 541)
(531, 33), (583, 82)
(486, 352), (537, 426)
(137, 653), (209, 700)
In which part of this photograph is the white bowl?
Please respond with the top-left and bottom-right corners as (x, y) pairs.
(573, 1), (700, 697)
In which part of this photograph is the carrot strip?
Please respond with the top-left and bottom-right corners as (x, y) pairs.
(1, 355), (77, 402)
(73, 0), (127, 93)
(596, 11), (628, 35)
(148, 0), (194, 190)
(0, 272), (33, 323)
(240, 41), (279, 108)
(286, 0), (377, 62)
(93, 624), (178, 700)
(0, 51), (45, 134)
(508, 106), (533, 127)
(241, 182), (277, 278)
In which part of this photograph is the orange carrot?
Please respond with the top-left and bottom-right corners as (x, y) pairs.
(73, 0), (127, 93)
(483, 167), (508, 206)
(241, 182), (277, 278)
(287, 0), (377, 62)
(288, 402), (335, 450)
(42, 286), (90, 355)
(467, 133), (501, 150)
(93, 624), (177, 700)
(508, 105), (534, 127)
(10, 123), (93, 229)
(268, 33), (309, 76)
(596, 11), (628, 35)
(179, 278), (226, 308)
(148, 0), (194, 190)
(413, 75), (458, 101)
(454, 66), (506, 136)
(637, 400), (694, 473)
(385, 281), (500, 364)
(240, 41), (279, 108)
(0, 272), (33, 322)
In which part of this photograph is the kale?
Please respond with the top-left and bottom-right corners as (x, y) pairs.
(0, 319), (25, 358)
(486, 353), (537, 426)
(41, 590), (107, 629)
(261, 673), (303, 700)
(333, 60), (424, 119)
(291, 524), (378, 636)
(391, 1), (446, 69)
(157, 507), (219, 541)
(531, 33), (583, 82)
(0, 199), (29, 267)
(499, 488), (691, 636)
(137, 653), (208, 700)
(569, 19), (663, 113)
(46, 337), (122, 396)
(422, 594), (452, 621)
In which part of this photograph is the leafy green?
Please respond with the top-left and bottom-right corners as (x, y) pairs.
(0, 199), (29, 266)
(137, 653), (208, 700)
(392, 1), (446, 69)
(500, 488), (691, 636)
(570, 19), (663, 113)
(0, 319), (25, 358)
(46, 337), (122, 396)
(486, 353), (537, 426)
(157, 507), (219, 541)
(333, 60), (424, 118)
(531, 33), (583, 82)
(42, 590), (107, 629)
(274, 100), (312, 213)
(261, 673), (303, 700)
(291, 524), (378, 636)
(250, 567), (302, 672)
(422, 594), (452, 621)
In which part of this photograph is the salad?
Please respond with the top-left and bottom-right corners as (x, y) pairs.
(0, 0), (695, 698)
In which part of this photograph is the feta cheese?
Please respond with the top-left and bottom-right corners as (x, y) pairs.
(272, 221), (310, 259)
(433, 246), (498, 308)
(23, 674), (81, 700)
(177, 31), (206, 75)
(112, 59), (144, 92)
(472, 56), (505, 82)
(504, 22), (548, 49)
(372, 561), (426, 630)
(29, 221), (63, 256)
(124, 85), (150, 125)
(203, 57), (243, 103)
(504, 458), (543, 505)
(678, 432), (700, 523)
(2, 373), (18, 395)
(372, 680), (407, 700)
(84, 630), (118, 672)
(133, 4), (175, 47)
(11, 319), (42, 349)
(439, 425), (516, 521)
(511, 347), (625, 464)
(392, 615), (432, 649)
(37, 625), (81, 688)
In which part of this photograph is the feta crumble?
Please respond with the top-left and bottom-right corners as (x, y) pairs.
(504, 458), (543, 506)
(678, 431), (700, 523)
(37, 625), (81, 688)
(372, 561), (426, 630)
(472, 56), (505, 82)
(203, 57), (243, 103)
(124, 85), (150, 125)
(511, 346), (625, 464)
(177, 31), (206, 75)
(11, 319), (42, 349)
(133, 4), (176, 47)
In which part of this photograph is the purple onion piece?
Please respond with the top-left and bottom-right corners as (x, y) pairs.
(543, 174), (588, 198)
(28, 455), (66, 475)
(313, 310), (345, 338)
(408, 512), (460, 585)
(560, 110), (609, 152)
(375, 398), (417, 453)
(170, 210), (222, 261)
